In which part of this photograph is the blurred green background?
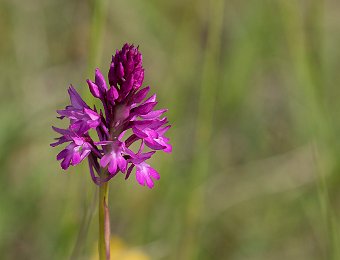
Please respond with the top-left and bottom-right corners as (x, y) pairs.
(1, 0), (340, 259)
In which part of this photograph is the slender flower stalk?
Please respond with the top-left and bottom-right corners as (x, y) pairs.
(51, 43), (172, 260)
(98, 181), (110, 259)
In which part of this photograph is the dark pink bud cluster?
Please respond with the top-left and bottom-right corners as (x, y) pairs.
(51, 44), (171, 188)
(109, 44), (144, 100)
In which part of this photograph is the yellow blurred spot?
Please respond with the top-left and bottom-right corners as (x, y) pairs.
(92, 236), (150, 260)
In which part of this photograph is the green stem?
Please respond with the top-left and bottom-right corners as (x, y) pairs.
(98, 182), (110, 260)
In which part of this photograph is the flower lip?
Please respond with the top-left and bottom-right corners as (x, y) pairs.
(56, 140), (92, 170)
(135, 162), (160, 189)
(99, 140), (127, 174)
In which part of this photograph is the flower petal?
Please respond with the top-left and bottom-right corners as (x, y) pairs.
(133, 86), (150, 104)
(107, 86), (119, 101)
(68, 86), (88, 109)
(108, 158), (117, 174)
(100, 154), (111, 168)
(117, 156), (127, 173)
(132, 102), (157, 115)
(56, 149), (68, 161)
(72, 151), (81, 165)
(61, 154), (72, 170)
(87, 80), (100, 98)
(140, 109), (167, 120)
(95, 68), (108, 92)
(149, 167), (160, 180)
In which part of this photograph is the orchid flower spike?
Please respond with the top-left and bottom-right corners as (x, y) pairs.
(51, 43), (171, 188)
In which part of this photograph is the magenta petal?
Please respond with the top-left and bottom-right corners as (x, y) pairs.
(108, 159), (117, 174)
(117, 62), (125, 78)
(52, 126), (70, 136)
(163, 143), (172, 153)
(148, 118), (168, 129)
(108, 86), (118, 101)
(122, 74), (133, 94)
(135, 169), (146, 186)
(100, 154), (111, 168)
(117, 157), (127, 173)
(56, 149), (68, 161)
(72, 151), (81, 165)
(139, 151), (155, 161)
(140, 109), (167, 120)
(145, 177), (154, 189)
(157, 125), (171, 135)
(133, 102), (157, 115)
(87, 80), (100, 98)
(95, 68), (108, 92)
(132, 127), (148, 138)
(145, 140), (166, 150)
(72, 137), (84, 146)
(134, 163), (159, 188)
(50, 138), (67, 147)
(68, 86), (88, 109)
(84, 108), (100, 120)
(56, 109), (74, 119)
(134, 86), (150, 104)
(143, 94), (156, 104)
(80, 149), (91, 161)
(134, 69), (144, 89)
(123, 148), (135, 159)
(61, 154), (72, 170)
(149, 167), (160, 180)
(147, 130), (158, 139)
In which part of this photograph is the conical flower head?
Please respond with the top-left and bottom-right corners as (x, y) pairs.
(108, 44), (144, 98)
